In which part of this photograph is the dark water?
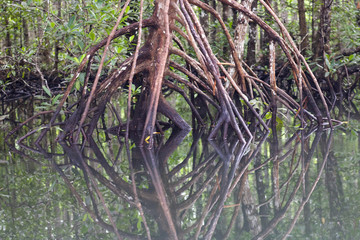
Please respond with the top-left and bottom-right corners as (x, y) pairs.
(1, 99), (360, 239)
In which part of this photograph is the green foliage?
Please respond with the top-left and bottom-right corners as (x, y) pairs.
(0, 0), (140, 86)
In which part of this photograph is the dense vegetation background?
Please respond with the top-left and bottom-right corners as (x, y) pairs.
(1, 0), (359, 101)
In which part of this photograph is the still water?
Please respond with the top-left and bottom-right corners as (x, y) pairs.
(1, 99), (360, 239)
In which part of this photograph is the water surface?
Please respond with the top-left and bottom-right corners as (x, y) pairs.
(1, 99), (360, 239)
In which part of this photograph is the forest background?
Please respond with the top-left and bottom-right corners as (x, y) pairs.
(1, 0), (360, 103)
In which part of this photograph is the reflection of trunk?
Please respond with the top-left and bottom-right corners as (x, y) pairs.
(241, 177), (261, 235)
(254, 154), (270, 228)
(359, 132), (360, 182)
(325, 152), (344, 219)
(303, 164), (311, 236)
(141, 148), (179, 240)
(323, 149), (345, 239)
(270, 102), (280, 212)
(6, 165), (16, 236)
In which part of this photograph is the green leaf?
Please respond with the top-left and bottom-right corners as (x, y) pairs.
(130, 143), (135, 150)
(129, 35), (135, 42)
(73, 57), (80, 64)
(137, 217), (142, 231)
(52, 94), (63, 105)
(325, 56), (331, 70)
(125, 6), (130, 14)
(114, 46), (123, 54)
(265, 112), (272, 120)
(68, 15), (76, 28)
(50, 22), (55, 28)
(88, 31), (95, 41)
(82, 213), (88, 222)
(79, 54), (86, 63)
(75, 80), (81, 91)
(42, 85), (52, 97)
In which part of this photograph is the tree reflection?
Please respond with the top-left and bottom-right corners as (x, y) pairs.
(5, 120), (335, 239)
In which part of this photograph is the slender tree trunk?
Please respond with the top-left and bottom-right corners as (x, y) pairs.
(4, 5), (12, 56)
(255, 155), (270, 228)
(246, 0), (258, 67)
(298, 0), (308, 53)
(303, 166), (311, 236)
(40, 0), (51, 67)
(22, 18), (29, 47)
(222, 2), (231, 57)
(209, 0), (217, 44)
(241, 177), (261, 235)
(54, 0), (62, 71)
(233, 0), (254, 60)
(200, 0), (210, 36)
(325, 152), (345, 238)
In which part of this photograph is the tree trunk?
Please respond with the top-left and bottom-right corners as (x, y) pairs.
(209, 0), (217, 44)
(233, 0), (254, 60)
(200, 0), (210, 37)
(4, 5), (12, 56)
(298, 0), (308, 53)
(137, 0), (175, 145)
(54, 0), (62, 71)
(245, 0), (258, 67)
(22, 19), (29, 47)
(222, 2), (231, 57)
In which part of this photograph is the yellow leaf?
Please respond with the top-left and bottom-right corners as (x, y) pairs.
(145, 136), (150, 143)
(321, 217), (326, 224)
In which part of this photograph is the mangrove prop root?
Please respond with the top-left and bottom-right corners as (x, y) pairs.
(24, 0), (332, 147)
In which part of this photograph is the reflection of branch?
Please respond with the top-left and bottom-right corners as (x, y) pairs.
(182, 176), (219, 238)
(45, 153), (141, 239)
(168, 129), (204, 179)
(141, 148), (178, 240)
(202, 141), (247, 240)
(281, 131), (331, 239)
(176, 160), (222, 212)
(252, 128), (325, 240)
(87, 137), (155, 202)
(228, 134), (268, 195)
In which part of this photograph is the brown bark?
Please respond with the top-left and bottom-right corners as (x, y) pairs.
(54, 0), (62, 71)
(246, 0), (258, 67)
(139, 0), (173, 145)
(22, 18), (29, 47)
(298, 0), (308, 53)
(200, 0), (210, 36)
(233, 0), (254, 60)
(4, 5), (12, 56)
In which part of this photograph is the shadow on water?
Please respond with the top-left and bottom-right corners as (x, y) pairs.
(1, 100), (360, 239)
